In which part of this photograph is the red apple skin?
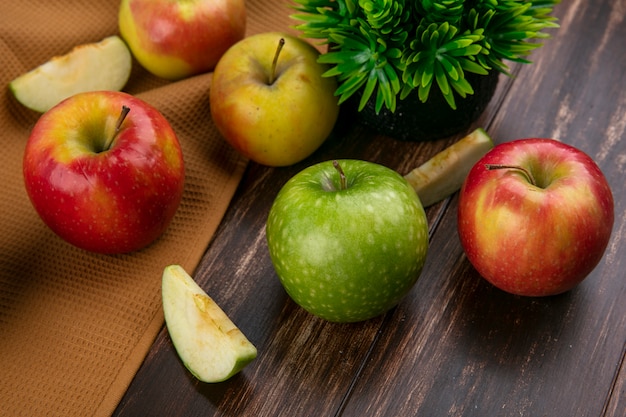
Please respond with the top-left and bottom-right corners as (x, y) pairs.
(457, 138), (614, 296)
(119, 0), (246, 80)
(23, 91), (185, 254)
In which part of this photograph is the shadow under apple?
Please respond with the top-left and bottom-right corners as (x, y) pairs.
(452, 262), (583, 369)
(194, 371), (256, 416)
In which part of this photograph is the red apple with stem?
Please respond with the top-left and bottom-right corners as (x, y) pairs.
(23, 91), (185, 254)
(457, 138), (614, 296)
(119, 0), (246, 80)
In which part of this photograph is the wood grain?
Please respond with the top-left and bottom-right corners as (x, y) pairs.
(114, 1), (626, 415)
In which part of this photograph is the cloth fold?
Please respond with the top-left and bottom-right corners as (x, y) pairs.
(0, 0), (296, 415)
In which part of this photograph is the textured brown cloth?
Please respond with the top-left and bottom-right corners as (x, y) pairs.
(0, 0), (296, 416)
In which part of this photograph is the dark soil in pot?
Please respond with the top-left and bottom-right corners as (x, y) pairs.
(341, 70), (500, 142)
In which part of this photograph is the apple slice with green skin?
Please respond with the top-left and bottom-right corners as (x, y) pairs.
(162, 265), (257, 383)
(9, 35), (132, 113)
(403, 128), (494, 207)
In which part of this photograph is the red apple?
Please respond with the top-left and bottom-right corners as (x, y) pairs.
(457, 138), (614, 296)
(119, 0), (246, 80)
(23, 91), (185, 254)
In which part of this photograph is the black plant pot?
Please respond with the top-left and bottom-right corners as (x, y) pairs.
(343, 70), (500, 142)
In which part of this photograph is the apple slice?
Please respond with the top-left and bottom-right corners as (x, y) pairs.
(404, 128), (494, 207)
(9, 36), (132, 113)
(161, 265), (257, 383)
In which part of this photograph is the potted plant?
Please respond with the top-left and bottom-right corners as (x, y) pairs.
(292, 0), (561, 141)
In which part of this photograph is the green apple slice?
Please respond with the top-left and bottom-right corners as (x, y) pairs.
(404, 128), (494, 207)
(9, 36), (132, 113)
(161, 265), (257, 383)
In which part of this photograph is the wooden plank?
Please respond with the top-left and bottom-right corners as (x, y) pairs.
(111, 127), (407, 415)
(338, 1), (626, 416)
(606, 347), (626, 416)
(111, 104), (502, 415)
(337, 194), (626, 416)
(114, 0), (626, 416)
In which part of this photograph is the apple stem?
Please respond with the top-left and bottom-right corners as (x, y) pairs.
(332, 160), (347, 190)
(269, 38), (285, 85)
(485, 164), (537, 187)
(104, 105), (130, 151)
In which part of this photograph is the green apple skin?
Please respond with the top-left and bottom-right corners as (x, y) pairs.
(458, 139), (614, 296)
(119, 0), (246, 80)
(210, 32), (340, 167)
(23, 91), (185, 254)
(162, 265), (257, 383)
(266, 160), (429, 322)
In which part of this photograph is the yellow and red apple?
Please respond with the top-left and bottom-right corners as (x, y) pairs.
(119, 0), (246, 80)
(23, 91), (185, 254)
(457, 138), (614, 296)
(210, 32), (340, 167)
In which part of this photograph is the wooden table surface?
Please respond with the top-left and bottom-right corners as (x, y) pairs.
(114, 1), (626, 416)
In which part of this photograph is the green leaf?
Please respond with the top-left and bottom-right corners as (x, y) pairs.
(375, 69), (394, 113)
(459, 58), (490, 75)
(420, 68), (434, 90)
(360, 72), (378, 109)
(450, 76), (474, 97)
(418, 80), (433, 103)
(434, 65), (450, 96)
(289, 0), (560, 112)
(437, 55), (459, 81)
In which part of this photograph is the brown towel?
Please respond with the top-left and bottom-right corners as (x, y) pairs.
(0, 0), (297, 415)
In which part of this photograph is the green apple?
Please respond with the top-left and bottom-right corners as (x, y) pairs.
(404, 128), (494, 207)
(162, 265), (257, 383)
(266, 160), (429, 322)
(119, 0), (246, 80)
(9, 36), (132, 113)
(210, 32), (339, 167)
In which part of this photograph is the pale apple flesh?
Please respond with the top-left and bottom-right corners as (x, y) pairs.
(119, 0), (246, 80)
(210, 32), (340, 167)
(404, 127), (494, 207)
(162, 265), (257, 383)
(458, 139), (614, 296)
(9, 36), (131, 113)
